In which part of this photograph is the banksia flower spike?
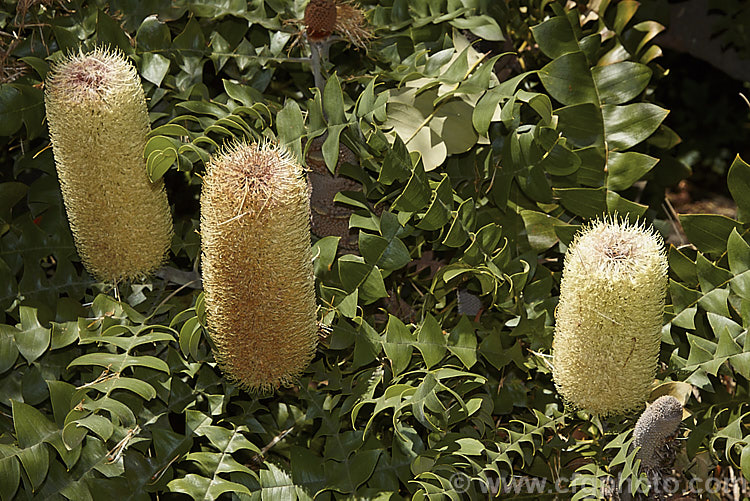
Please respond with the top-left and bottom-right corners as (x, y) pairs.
(552, 216), (668, 416)
(632, 395), (683, 472)
(45, 47), (173, 282)
(200, 140), (318, 393)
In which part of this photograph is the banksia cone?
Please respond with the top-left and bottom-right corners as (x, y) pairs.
(200, 140), (318, 392)
(304, 0), (337, 40)
(306, 135), (359, 250)
(632, 395), (683, 471)
(552, 217), (668, 415)
(457, 289), (482, 317)
(45, 47), (173, 282)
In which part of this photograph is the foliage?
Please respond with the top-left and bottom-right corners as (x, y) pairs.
(710, 0), (750, 59)
(0, 0), (749, 499)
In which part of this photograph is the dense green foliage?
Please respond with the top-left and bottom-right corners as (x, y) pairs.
(1, 0), (749, 499)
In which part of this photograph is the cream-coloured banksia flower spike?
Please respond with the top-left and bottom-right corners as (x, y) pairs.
(553, 216), (668, 415)
(45, 47), (173, 282)
(200, 140), (318, 392)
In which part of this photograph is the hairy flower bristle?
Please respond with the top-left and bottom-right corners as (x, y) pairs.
(552, 216), (668, 416)
(334, 1), (372, 48)
(44, 47), (173, 282)
(299, 0), (371, 48)
(304, 0), (337, 40)
(200, 140), (318, 393)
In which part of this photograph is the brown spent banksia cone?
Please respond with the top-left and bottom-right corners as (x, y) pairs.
(552, 216), (668, 416)
(45, 47), (173, 282)
(304, 0), (337, 40)
(200, 140), (318, 392)
(302, 0), (371, 48)
(632, 395), (683, 472)
(306, 134), (360, 250)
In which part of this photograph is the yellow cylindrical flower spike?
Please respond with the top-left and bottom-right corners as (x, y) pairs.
(552, 217), (668, 415)
(200, 140), (318, 392)
(45, 47), (173, 282)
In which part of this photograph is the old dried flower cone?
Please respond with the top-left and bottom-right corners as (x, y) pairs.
(304, 0), (337, 40)
(306, 134), (360, 250)
(552, 217), (668, 415)
(200, 140), (318, 392)
(302, 0), (371, 48)
(632, 395), (683, 472)
(44, 47), (173, 282)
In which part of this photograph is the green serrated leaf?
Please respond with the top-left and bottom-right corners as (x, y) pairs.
(276, 99), (305, 161)
(442, 199), (477, 248)
(728, 155), (750, 219)
(741, 443), (750, 481)
(96, 9), (133, 53)
(358, 220), (411, 272)
(323, 73), (346, 125)
(606, 151), (658, 191)
(68, 353), (170, 373)
(15, 306), (50, 363)
(415, 314), (447, 369)
(392, 162), (431, 212)
(680, 214), (741, 254)
(530, 16), (578, 59)
(383, 315), (414, 376)
(136, 14), (171, 51)
(140, 52), (170, 86)
(592, 62), (652, 105)
(554, 187), (606, 219)
(168, 473), (251, 500)
(447, 316), (477, 369)
(16, 443), (48, 491)
(0, 446), (20, 501)
(538, 52), (597, 106)
(603, 103), (668, 150)
(0, 325), (19, 373)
